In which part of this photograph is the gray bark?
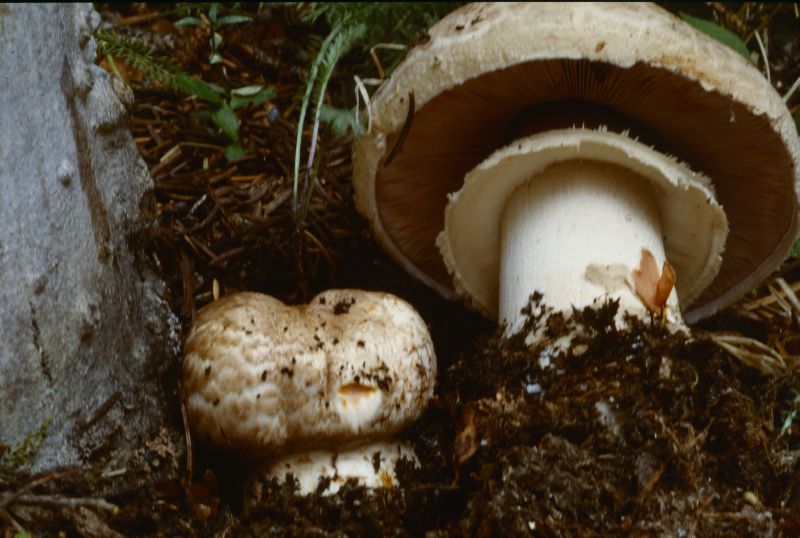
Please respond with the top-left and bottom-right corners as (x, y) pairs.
(0, 3), (179, 470)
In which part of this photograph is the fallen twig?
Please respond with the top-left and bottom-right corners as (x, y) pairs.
(4, 493), (117, 513)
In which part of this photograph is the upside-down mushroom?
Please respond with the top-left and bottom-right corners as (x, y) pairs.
(352, 2), (799, 334)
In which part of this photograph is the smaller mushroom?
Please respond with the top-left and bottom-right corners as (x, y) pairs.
(181, 290), (436, 497)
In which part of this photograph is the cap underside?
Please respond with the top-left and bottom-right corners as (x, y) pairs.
(373, 59), (796, 320)
(436, 128), (728, 318)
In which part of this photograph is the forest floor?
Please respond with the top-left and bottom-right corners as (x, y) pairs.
(2, 3), (800, 537)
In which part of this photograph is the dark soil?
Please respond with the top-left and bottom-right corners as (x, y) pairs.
(2, 3), (799, 537)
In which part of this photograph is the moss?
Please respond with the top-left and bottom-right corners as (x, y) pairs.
(0, 417), (52, 471)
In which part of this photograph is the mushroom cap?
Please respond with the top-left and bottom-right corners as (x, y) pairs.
(182, 290), (436, 457)
(352, 2), (800, 322)
(437, 128), (728, 318)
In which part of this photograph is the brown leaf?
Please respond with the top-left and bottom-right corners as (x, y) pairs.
(631, 248), (675, 315)
(454, 404), (479, 465)
(654, 260), (676, 312)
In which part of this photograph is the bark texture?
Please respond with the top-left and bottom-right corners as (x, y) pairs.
(0, 3), (179, 470)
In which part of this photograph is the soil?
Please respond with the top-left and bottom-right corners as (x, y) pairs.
(2, 3), (799, 537)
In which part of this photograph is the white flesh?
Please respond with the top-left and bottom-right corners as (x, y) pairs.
(256, 440), (417, 497)
(499, 160), (678, 334)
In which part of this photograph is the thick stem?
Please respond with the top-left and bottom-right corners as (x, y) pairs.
(499, 159), (680, 334)
(247, 440), (416, 500)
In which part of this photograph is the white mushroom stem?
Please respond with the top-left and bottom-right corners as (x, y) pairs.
(254, 440), (417, 498)
(437, 129), (728, 333)
(499, 159), (680, 334)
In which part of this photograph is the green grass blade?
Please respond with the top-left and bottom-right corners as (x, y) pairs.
(679, 12), (750, 60)
(293, 26), (341, 205)
(299, 23), (365, 217)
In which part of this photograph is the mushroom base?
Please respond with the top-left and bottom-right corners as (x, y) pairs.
(246, 440), (418, 502)
(499, 159), (681, 334)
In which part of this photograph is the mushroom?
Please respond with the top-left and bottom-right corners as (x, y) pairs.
(181, 290), (436, 496)
(352, 3), (799, 334)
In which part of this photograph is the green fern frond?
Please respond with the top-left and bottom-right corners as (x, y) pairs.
(94, 29), (224, 104)
(94, 29), (181, 87)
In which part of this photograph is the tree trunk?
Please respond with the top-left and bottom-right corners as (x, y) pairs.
(0, 3), (178, 470)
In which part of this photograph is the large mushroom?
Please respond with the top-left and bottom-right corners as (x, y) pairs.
(181, 290), (436, 496)
(353, 3), (800, 333)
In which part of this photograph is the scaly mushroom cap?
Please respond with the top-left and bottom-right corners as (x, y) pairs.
(353, 2), (800, 322)
(182, 290), (436, 457)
